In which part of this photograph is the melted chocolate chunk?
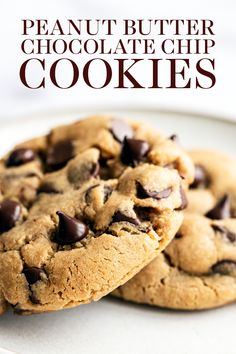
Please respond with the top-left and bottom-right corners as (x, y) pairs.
(112, 211), (140, 225)
(175, 233), (183, 239)
(98, 156), (114, 180)
(14, 307), (29, 315)
(225, 231), (236, 242)
(55, 211), (88, 245)
(84, 184), (100, 203)
(206, 194), (231, 220)
(90, 162), (100, 177)
(212, 260), (236, 275)
(103, 185), (113, 203)
(37, 183), (61, 194)
(136, 181), (172, 200)
(134, 207), (152, 222)
(164, 163), (176, 171)
(190, 164), (210, 189)
(6, 148), (36, 167)
(212, 225), (236, 242)
(120, 138), (150, 167)
(23, 267), (43, 284)
(176, 186), (188, 210)
(110, 118), (133, 143)
(0, 199), (21, 233)
(47, 140), (74, 170)
(99, 157), (109, 168)
(163, 252), (174, 267)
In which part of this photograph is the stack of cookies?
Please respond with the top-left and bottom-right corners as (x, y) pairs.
(0, 116), (235, 315)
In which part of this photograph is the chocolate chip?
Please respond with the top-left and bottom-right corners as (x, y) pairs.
(120, 138), (150, 167)
(212, 225), (236, 242)
(212, 260), (236, 275)
(23, 267), (43, 284)
(0, 200), (21, 233)
(84, 184), (100, 203)
(37, 183), (61, 194)
(97, 158), (112, 180)
(163, 252), (174, 267)
(55, 211), (88, 245)
(136, 181), (172, 200)
(169, 134), (179, 143)
(212, 224), (227, 234)
(112, 211), (140, 225)
(6, 148), (36, 167)
(68, 161), (100, 186)
(206, 194), (231, 220)
(176, 186), (188, 210)
(225, 231), (236, 242)
(134, 207), (152, 222)
(190, 164), (210, 189)
(47, 140), (74, 170)
(24, 172), (39, 178)
(103, 185), (113, 203)
(99, 157), (109, 168)
(175, 233), (183, 239)
(110, 118), (133, 143)
(164, 163), (175, 169)
(90, 162), (100, 177)
(29, 294), (40, 304)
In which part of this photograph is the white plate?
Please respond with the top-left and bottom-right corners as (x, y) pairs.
(0, 108), (236, 354)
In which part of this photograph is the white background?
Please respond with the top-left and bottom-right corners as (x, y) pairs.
(0, 0), (236, 121)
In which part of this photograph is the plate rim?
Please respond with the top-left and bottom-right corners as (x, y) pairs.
(1, 105), (236, 129)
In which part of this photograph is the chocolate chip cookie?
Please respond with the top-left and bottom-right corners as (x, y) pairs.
(0, 116), (194, 315)
(113, 150), (236, 310)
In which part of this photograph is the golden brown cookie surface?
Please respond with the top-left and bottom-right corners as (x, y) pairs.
(0, 116), (194, 315)
(113, 150), (236, 310)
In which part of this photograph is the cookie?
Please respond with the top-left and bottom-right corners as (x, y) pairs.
(113, 213), (236, 310)
(0, 116), (194, 315)
(113, 150), (236, 310)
